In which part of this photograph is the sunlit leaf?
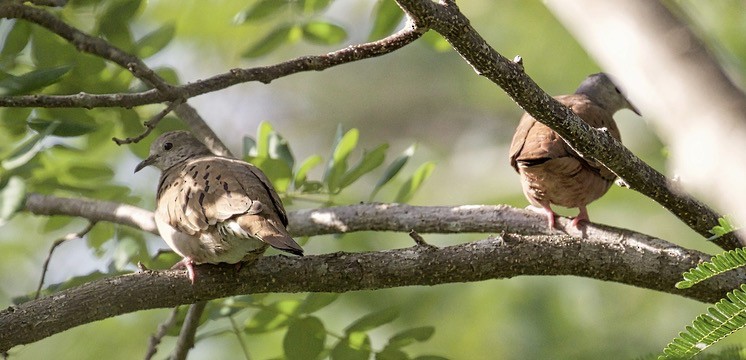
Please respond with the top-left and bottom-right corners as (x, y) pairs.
(136, 23), (176, 58)
(294, 154), (323, 190)
(247, 157), (292, 193)
(346, 307), (399, 333)
(376, 348), (408, 360)
(395, 161), (435, 203)
(369, 0), (404, 40)
(339, 144), (388, 189)
(242, 25), (296, 58)
(284, 316), (326, 360)
(325, 128), (359, 193)
(0, 177), (25, 226)
(0, 66), (72, 95)
(302, 21), (347, 45)
(244, 299), (301, 333)
(332, 332), (371, 360)
(299, 292), (339, 314)
(234, 0), (288, 24)
(421, 31), (451, 52)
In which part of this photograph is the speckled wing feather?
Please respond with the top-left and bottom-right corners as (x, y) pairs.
(156, 156), (301, 255)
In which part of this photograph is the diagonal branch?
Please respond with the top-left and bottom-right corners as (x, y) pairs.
(393, 0), (743, 250)
(0, 231), (740, 353)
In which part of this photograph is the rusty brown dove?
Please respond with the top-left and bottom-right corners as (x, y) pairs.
(509, 73), (639, 229)
(135, 131), (303, 283)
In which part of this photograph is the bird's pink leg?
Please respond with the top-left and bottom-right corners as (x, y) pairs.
(527, 205), (557, 229)
(172, 257), (197, 284)
(572, 206), (590, 228)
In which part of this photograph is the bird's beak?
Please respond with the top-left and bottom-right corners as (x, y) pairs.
(134, 155), (156, 173)
(626, 99), (641, 116)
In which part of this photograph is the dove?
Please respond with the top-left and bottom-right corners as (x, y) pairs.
(135, 131), (303, 283)
(509, 73), (639, 228)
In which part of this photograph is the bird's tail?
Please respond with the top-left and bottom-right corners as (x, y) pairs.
(238, 215), (304, 256)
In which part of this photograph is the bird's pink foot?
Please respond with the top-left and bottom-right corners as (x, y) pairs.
(571, 207), (590, 229)
(527, 205), (557, 229)
(172, 257), (197, 284)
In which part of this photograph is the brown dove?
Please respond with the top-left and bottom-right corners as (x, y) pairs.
(509, 73), (639, 229)
(135, 131), (303, 283)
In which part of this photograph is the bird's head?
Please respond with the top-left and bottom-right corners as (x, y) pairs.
(575, 73), (640, 116)
(134, 130), (213, 173)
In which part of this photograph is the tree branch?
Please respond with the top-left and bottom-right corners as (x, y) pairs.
(393, 0), (743, 250)
(544, 0), (746, 235)
(0, 229), (739, 353)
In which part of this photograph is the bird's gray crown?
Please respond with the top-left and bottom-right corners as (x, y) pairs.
(575, 73), (639, 115)
(140, 131), (214, 172)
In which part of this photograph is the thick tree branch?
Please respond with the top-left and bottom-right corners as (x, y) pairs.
(0, 230), (740, 353)
(393, 0), (742, 250)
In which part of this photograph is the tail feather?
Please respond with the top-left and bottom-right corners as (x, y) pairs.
(237, 215), (304, 256)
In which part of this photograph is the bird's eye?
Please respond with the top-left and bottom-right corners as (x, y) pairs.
(164, 142), (173, 150)
(614, 87), (622, 94)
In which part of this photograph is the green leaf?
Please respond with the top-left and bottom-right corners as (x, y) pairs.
(300, 0), (332, 14)
(675, 247), (746, 289)
(234, 0), (288, 24)
(0, 177), (25, 226)
(1, 20), (31, 58)
(68, 163), (115, 182)
(0, 66), (72, 95)
(369, 0), (405, 40)
(31, 27), (76, 67)
(376, 348), (409, 360)
(395, 161), (435, 203)
(371, 144), (415, 200)
(244, 299), (301, 333)
(208, 295), (256, 319)
(385, 326), (435, 349)
(294, 154), (323, 190)
(708, 215), (739, 241)
(27, 117), (96, 137)
(242, 25), (296, 58)
(299, 293), (339, 314)
(98, 0), (141, 49)
(339, 144), (388, 189)
(332, 332), (371, 360)
(136, 23), (176, 58)
(1, 120), (58, 171)
(325, 128), (359, 193)
(302, 21), (347, 45)
(0, 107), (32, 138)
(247, 157), (293, 193)
(284, 316), (326, 360)
(421, 31), (451, 52)
(87, 222), (114, 253)
(346, 308), (399, 333)
(660, 284), (746, 358)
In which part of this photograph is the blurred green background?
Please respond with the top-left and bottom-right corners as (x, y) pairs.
(1, 0), (745, 359)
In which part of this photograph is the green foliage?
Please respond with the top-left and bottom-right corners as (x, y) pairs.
(244, 122), (434, 204)
(236, 0), (346, 58)
(189, 293), (445, 360)
(369, 0), (405, 40)
(660, 285), (746, 359)
(0, 66), (71, 95)
(662, 217), (746, 358)
(676, 248), (746, 289)
(709, 215), (739, 241)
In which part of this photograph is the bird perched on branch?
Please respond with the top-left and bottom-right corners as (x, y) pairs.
(509, 73), (639, 228)
(135, 131), (303, 283)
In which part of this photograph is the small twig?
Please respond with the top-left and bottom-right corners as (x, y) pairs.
(144, 306), (181, 360)
(113, 98), (185, 145)
(35, 221), (96, 300)
(408, 230), (437, 249)
(170, 301), (207, 360)
(228, 316), (251, 360)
